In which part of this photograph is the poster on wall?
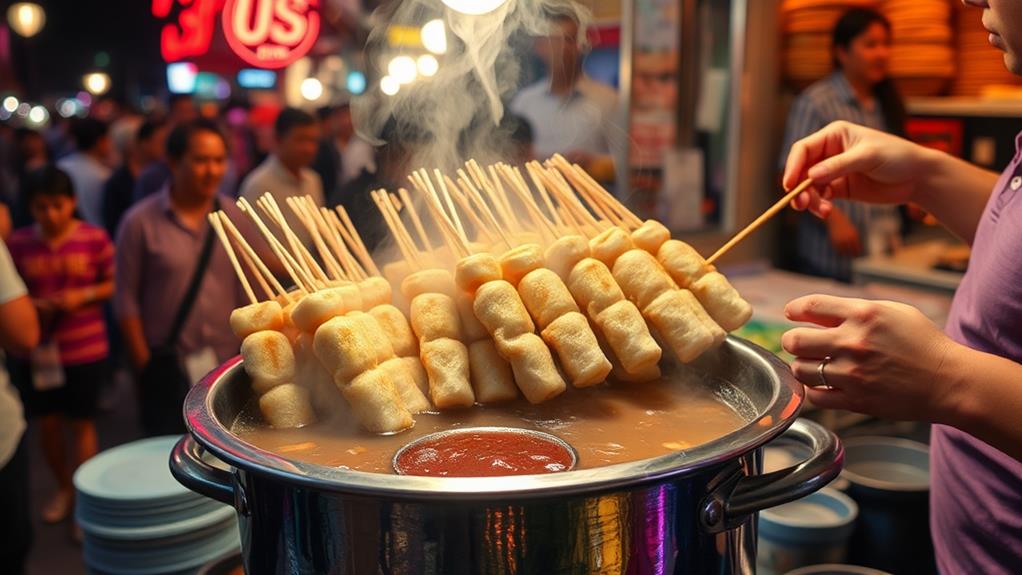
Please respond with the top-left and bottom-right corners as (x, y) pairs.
(629, 0), (679, 217)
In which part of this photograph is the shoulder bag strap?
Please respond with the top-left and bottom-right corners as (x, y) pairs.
(163, 198), (220, 348)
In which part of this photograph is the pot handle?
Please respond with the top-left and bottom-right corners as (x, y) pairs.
(701, 418), (843, 532)
(169, 434), (236, 506)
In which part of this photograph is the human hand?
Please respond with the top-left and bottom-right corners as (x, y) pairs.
(783, 121), (931, 218)
(780, 294), (962, 423)
(826, 209), (863, 257)
(53, 288), (90, 313)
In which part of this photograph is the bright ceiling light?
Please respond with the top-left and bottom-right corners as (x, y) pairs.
(420, 19), (447, 55)
(7, 3), (45, 38)
(417, 55), (439, 77)
(2, 97), (18, 113)
(440, 0), (508, 16)
(300, 77), (323, 101)
(380, 76), (400, 96)
(388, 56), (418, 85)
(83, 72), (110, 96)
(28, 105), (47, 125)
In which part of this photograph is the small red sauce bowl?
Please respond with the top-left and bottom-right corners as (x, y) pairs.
(392, 427), (578, 477)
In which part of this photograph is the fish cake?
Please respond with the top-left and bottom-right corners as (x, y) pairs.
(378, 357), (432, 413)
(340, 368), (414, 433)
(467, 339), (518, 404)
(455, 290), (489, 342)
(347, 312), (397, 365)
(454, 252), (502, 293)
(643, 289), (716, 363)
(313, 315), (380, 383)
(230, 301), (284, 339)
(241, 330), (295, 395)
(258, 383), (316, 429)
(594, 300), (662, 376)
(400, 356), (430, 397)
(612, 249), (677, 310)
(369, 304), (419, 357)
(410, 293), (463, 341)
(358, 276), (393, 308)
(566, 258), (625, 315)
(291, 287), (350, 333)
(657, 239), (706, 287)
(541, 312), (612, 388)
(589, 227), (634, 267)
(419, 338), (475, 409)
(689, 271), (753, 332)
(518, 268), (580, 329)
(545, 235), (591, 280)
(494, 333), (566, 404)
(472, 280), (535, 340)
(401, 269), (456, 301)
(631, 220), (671, 253)
(498, 243), (545, 286)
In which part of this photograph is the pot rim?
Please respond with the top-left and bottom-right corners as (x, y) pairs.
(184, 336), (804, 500)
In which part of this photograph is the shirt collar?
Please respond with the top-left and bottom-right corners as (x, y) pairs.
(268, 154), (303, 184)
(545, 74), (592, 101)
(829, 71), (858, 107)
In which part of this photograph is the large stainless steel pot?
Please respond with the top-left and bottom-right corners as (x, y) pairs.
(170, 337), (842, 574)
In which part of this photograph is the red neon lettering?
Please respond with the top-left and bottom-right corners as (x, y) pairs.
(223, 0), (319, 69)
(153, 0), (222, 62)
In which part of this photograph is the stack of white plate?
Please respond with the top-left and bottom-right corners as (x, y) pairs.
(74, 436), (240, 575)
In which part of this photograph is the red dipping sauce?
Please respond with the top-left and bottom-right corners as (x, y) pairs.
(393, 428), (577, 477)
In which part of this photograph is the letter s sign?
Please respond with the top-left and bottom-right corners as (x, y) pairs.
(223, 0), (319, 69)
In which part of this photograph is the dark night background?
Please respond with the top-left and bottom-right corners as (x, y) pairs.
(4, 0), (166, 101)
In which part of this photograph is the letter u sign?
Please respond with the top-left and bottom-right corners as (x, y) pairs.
(223, 0), (320, 69)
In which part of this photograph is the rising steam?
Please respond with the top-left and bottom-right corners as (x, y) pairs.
(352, 0), (591, 173)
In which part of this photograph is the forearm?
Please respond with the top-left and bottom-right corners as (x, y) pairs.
(90, 280), (115, 303)
(942, 343), (1022, 462)
(119, 316), (150, 371)
(915, 147), (999, 244)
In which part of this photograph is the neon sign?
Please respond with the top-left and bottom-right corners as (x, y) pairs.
(222, 0), (319, 69)
(152, 0), (319, 69)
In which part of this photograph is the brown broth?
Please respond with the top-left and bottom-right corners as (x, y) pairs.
(232, 374), (750, 474)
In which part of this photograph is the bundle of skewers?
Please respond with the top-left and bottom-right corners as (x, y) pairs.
(213, 155), (753, 434)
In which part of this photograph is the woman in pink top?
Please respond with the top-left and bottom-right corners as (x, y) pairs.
(6, 166), (114, 525)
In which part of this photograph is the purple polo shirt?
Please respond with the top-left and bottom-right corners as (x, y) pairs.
(114, 189), (255, 363)
(931, 132), (1022, 574)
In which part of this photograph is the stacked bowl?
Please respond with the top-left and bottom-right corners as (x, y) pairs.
(781, 0), (878, 89)
(74, 436), (240, 575)
(881, 0), (954, 97)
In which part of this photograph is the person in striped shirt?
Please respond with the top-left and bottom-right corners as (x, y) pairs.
(6, 166), (114, 525)
(780, 8), (906, 282)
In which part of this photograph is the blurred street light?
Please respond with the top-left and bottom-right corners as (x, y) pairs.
(388, 56), (417, 85)
(420, 20), (447, 55)
(417, 55), (439, 78)
(380, 76), (400, 96)
(300, 77), (323, 101)
(2, 97), (19, 113)
(7, 3), (45, 38)
(83, 72), (111, 96)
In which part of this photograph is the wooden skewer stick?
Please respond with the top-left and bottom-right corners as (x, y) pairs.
(237, 197), (315, 293)
(397, 188), (433, 253)
(497, 164), (557, 243)
(463, 164), (512, 233)
(371, 190), (420, 270)
(262, 194), (329, 283)
(549, 158), (615, 225)
(334, 205), (380, 277)
(444, 175), (495, 243)
(409, 172), (463, 254)
(539, 170), (592, 238)
(413, 179), (472, 258)
(301, 197), (353, 281)
(324, 209), (369, 280)
(487, 163), (519, 231)
(234, 232), (276, 300)
(381, 191), (422, 260)
(208, 213), (258, 305)
(551, 155), (644, 229)
(456, 176), (513, 249)
(706, 179), (813, 265)
(526, 162), (564, 228)
(257, 196), (310, 277)
(542, 166), (600, 230)
(432, 169), (468, 241)
(289, 197), (344, 281)
(217, 212), (288, 299)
